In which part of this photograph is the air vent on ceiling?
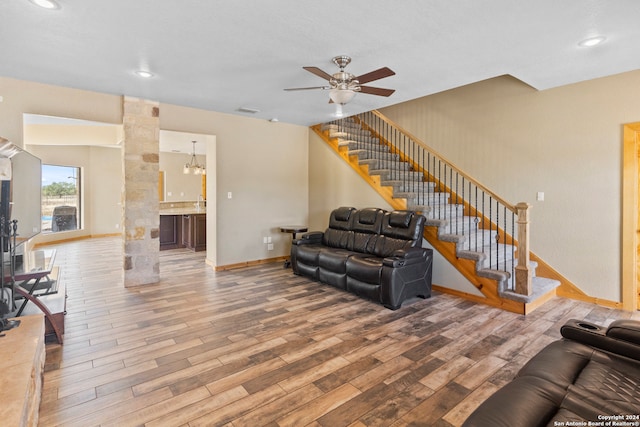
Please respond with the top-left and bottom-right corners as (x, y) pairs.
(237, 107), (261, 114)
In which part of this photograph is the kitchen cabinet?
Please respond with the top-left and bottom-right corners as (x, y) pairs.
(182, 214), (206, 252)
(159, 215), (182, 250)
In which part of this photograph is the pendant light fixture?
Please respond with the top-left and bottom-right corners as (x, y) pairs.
(183, 141), (205, 175)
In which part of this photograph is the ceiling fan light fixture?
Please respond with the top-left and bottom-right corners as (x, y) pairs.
(329, 88), (356, 105)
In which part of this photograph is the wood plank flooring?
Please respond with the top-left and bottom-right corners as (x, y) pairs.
(38, 237), (640, 426)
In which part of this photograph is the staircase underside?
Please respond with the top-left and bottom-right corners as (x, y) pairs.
(313, 122), (561, 315)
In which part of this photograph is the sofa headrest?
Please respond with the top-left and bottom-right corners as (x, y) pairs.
(388, 211), (412, 228)
(333, 207), (355, 222)
(328, 207), (356, 231)
(351, 208), (385, 234)
(381, 210), (425, 242)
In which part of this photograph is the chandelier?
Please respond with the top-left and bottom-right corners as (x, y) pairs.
(183, 140), (205, 175)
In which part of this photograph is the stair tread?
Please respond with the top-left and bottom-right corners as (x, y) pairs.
(500, 277), (560, 303)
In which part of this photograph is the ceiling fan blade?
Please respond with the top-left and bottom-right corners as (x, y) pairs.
(284, 86), (329, 91)
(303, 66), (334, 81)
(356, 67), (395, 84)
(359, 86), (395, 97)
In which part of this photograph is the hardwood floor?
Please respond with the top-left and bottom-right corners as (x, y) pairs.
(38, 237), (640, 426)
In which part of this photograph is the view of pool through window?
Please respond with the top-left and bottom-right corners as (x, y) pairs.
(42, 164), (81, 233)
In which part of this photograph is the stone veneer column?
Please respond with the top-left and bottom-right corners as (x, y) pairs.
(122, 96), (160, 287)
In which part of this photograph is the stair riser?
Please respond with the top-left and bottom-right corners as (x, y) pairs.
(414, 204), (465, 219)
(361, 160), (411, 171)
(370, 170), (424, 181)
(386, 182), (436, 193)
(403, 193), (449, 205)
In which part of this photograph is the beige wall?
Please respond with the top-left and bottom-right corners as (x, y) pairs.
(159, 151), (205, 202)
(376, 71), (640, 302)
(158, 105), (309, 267)
(0, 76), (310, 268)
(308, 132), (393, 231)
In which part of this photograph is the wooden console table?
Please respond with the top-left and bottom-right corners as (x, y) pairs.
(0, 314), (45, 427)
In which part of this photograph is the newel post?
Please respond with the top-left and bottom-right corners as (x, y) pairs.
(515, 202), (532, 296)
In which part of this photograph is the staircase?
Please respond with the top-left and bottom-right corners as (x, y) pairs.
(314, 111), (560, 314)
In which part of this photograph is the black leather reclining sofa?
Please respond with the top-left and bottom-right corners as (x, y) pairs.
(463, 319), (640, 426)
(290, 207), (433, 310)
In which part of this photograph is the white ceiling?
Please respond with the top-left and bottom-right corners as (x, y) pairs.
(2, 1), (640, 126)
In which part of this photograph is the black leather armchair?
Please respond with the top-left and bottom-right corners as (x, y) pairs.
(291, 207), (433, 309)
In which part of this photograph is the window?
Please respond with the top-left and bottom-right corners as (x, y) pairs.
(41, 164), (81, 233)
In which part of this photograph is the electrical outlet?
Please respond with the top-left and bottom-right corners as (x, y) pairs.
(228, 192), (233, 199)
(267, 236), (272, 243)
(263, 237), (268, 244)
(537, 191), (545, 201)
(267, 243), (274, 250)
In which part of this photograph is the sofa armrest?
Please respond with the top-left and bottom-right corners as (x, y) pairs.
(383, 248), (429, 267)
(293, 231), (323, 245)
(560, 319), (640, 361)
(606, 319), (640, 345)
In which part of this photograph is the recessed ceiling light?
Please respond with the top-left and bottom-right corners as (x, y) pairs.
(29, 0), (60, 9)
(578, 36), (606, 47)
(134, 70), (154, 78)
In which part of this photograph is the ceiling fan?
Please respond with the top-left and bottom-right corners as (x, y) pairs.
(284, 55), (396, 105)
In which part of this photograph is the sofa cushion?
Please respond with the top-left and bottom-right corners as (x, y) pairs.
(318, 248), (356, 273)
(346, 254), (383, 284)
(294, 243), (323, 265)
(346, 276), (381, 302)
(517, 340), (593, 388)
(572, 354), (640, 413)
